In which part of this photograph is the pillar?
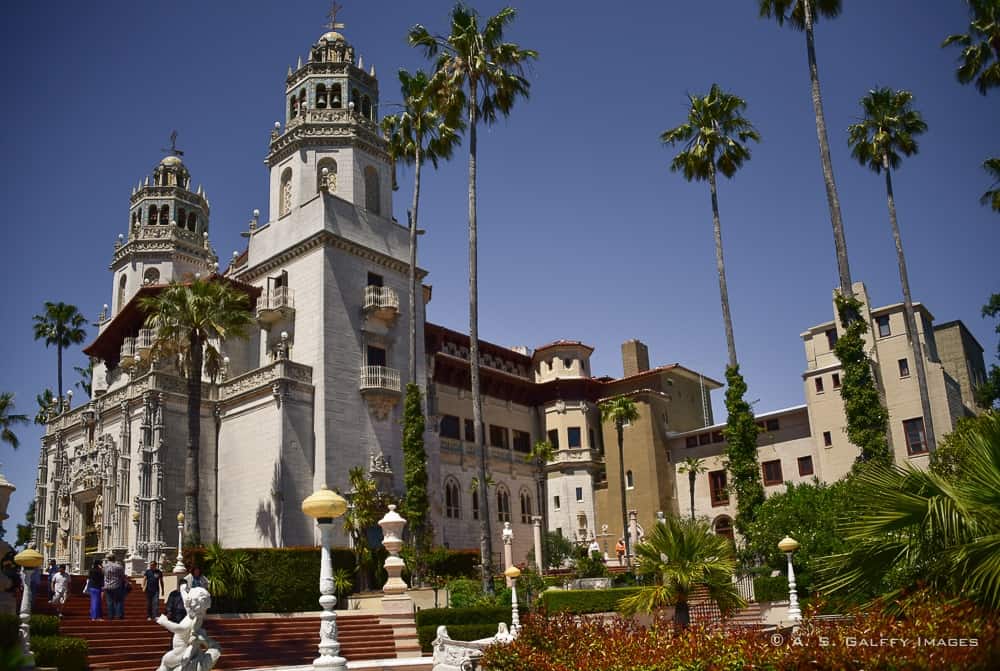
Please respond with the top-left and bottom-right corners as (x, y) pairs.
(531, 516), (543, 574)
(501, 522), (514, 586)
(377, 505), (421, 658)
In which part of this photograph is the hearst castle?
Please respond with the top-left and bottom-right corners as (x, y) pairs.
(31, 26), (988, 573)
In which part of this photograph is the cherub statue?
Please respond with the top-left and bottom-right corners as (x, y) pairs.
(155, 585), (221, 671)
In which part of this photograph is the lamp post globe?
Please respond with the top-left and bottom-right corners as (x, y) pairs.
(302, 486), (349, 670)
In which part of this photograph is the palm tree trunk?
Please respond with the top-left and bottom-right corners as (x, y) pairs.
(534, 467), (546, 571)
(57, 344), (64, 404)
(617, 423), (629, 565)
(688, 472), (696, 521)
(468, 83), (494, 594)
(804, 0), (853, 298)
(674, 599), (690, 628)
(708, 164), (738, 369)
(884, 166), (936, 452)
(408, 147), (422, 387)
(186, 332), (203, 544)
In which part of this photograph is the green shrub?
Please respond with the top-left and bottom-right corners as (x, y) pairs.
(540, 587), (640, 614)
(573, 555), (609, 579)
(416, 606), (526, 628)
(32, 635), (88, 671)
(753, 575), (789, 602)
(0, 615), (18, 648)
(29, 615), (60, 637)
(417, 623), (502, 653)
(428, 549), (479, 579)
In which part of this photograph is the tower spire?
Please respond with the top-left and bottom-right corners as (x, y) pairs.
(326, 2), (345, 32)
(160, 130), (184, 158)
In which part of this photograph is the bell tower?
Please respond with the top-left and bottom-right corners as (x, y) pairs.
(264, 16), (391, 222)
(110, 142), (216, 316)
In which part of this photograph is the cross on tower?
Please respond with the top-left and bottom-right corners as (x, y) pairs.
(161, 130), (184, 157)
(326, 2), (345, 32)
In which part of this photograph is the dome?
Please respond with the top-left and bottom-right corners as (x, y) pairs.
(160, 155), (184, 167)
(319, 31), (345, 43)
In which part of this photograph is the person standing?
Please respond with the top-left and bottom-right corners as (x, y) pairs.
(143, 561), (165, 621)
(102, 553), (125, 620)
(86, 560), (104, 621)
(49, 564), (70, 618)
(186, 566), (208, 590)
(45, 559), (58, 598)
(615, 538), (626, 565)
(165, 587), (185, 623)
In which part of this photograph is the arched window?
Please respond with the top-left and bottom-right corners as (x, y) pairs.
(362, 95), (372, 119)
(143, 268), (160, 286)
(289, 96), (298, 119)
(178, 208), (186, 228)
(187, 212), (197, 232)
(519, 490), (532, 524)
(279, 168), (293, 217)
(496, 486), (511, 523)
(159, 204), (170, 226)
(147, 206), (155, 225)
(714, 516), (734, 541)
(626, 470), (634, 489)
(445, 479), (461, 519)
(351, 88), (360, 111)
(317, 158), (338, 193)
(316, 83), (328, 109)
(330, 84), (342, 108)
(471, 487), (480, 520)
(117, 275), (127, 312)
(298, 90), (306, 113)
(364, 166), (380, 214)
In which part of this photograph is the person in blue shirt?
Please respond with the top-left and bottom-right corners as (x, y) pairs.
(143, 561), (165, 620)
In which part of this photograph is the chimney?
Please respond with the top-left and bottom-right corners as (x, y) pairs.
(621, 340), (650, 378)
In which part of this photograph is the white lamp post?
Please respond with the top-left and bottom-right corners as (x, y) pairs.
(503, 565), (521, 634)
(302, 485), (349, 670)
(778, 535), (801, 623)
(174, 511), (186, 574)
(15, 546), (44, 667)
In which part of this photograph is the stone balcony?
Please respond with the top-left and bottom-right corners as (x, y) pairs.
(363, 285), (400, 324)
(359, 365), (401, 420)
(135, 329), (156, 358)
(256, 287), (295, 324)
(120, 337), (136, 361)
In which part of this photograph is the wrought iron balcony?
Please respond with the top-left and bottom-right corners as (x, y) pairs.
(359, 365), (401, 394)
(120, 337), (136, 361)
(363, 285), (399, 323)
(256, 287), (295, 324)
(135, 329), (157, 358)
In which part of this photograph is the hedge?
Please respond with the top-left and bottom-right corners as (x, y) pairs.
(416, 606), (527, 628)
(181, 546), (355, 613)
(428, 549), (479, 579)
(753, 575), (789, 603)
(29, 615), (60, 637)
(32, 635), (88, 671)
(0, 614), (18, 648)
(418, 623), (501, 653)
(539, 587), (641, 614)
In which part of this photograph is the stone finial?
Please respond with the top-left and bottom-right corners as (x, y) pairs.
(369, 65), (375, 77)
(358, 55), (363, 69)
(378, 505), (408, 597)
(297, 56), (302, 69)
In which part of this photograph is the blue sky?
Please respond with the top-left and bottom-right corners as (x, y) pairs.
(1, 1), (997, 533)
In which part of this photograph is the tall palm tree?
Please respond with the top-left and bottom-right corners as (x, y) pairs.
(618, 515), (745, 627)
(32, 301), (87, 404)
(943, 0), (1000, 95)
(0, 393), (29, 450)
(599, 395), (640, 564)
(982, 158), (1000, 212)
(381, 68), (463, 386)
(525, 439), (555, 570)
(848, 87), (935, 453)
(818, 411), (1000, 611)
(409, 4), (537, 592)
(139, 279), (254, 543)
(661, 84), (760, 370)
(758, 0), (853, 297)
(677, 457), (708, 521)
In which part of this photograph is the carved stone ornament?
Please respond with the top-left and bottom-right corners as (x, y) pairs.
(365, 395), (398, 421)
(155, 585), (222, 671)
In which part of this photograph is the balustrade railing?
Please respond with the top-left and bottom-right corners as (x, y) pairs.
(256, 286), (295, 312)
(136, 329), (156, 351)
(359, 365), (401, 393)
(363, 285), (399, 312)
(120, 337), (136, 360)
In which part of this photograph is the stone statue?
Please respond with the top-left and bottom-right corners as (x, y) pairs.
(93, 494), (104, 527)
(155, 585), (221, 671)
(58, 496), (70, 532)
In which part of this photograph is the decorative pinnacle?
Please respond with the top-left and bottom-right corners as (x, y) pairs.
(326, 2), (345, 32)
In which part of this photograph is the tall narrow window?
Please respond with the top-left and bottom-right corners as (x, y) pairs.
(147, 206), (155, 225)
(362, 95), (373, 119)
(497, 487), (511, 523)
(512, 430), (530, 453)
(117, 275), (127, 313)
(279, 168), (293, 217)
(814, 377), (825, 394)
(439, 415), (460, 440)
(762, 460), (783, 486)
(366, 345), (387, 368)
(471, 489), (479, 520)
(575, 486), (583, 502)
(547, 429), (559, 449)
(489, 425), (509, 450)
(159, 205), (170, 226)
(330, 84), (342, 108)
(831, 373), (841, 389)
(709, 470), (728, 506)
(445, 480), (460, 519)
(519, 491), (532, 524)
(714, 516), (734, 540)
(625, 470), (634, 489)
(464, 419), (475, 442)
(898, 358), (910, 377)
(187, 212), (197, 232)
(364, 166), (380, 214)
(797, 455), (814, 476)
(825, 329), (838, 350)
(567, 427), (582, 448)
(876, 315), (891, 338)
(553, 495), (560, 511)
(316, 83), (328, 109)
(903, 417), (928, 455)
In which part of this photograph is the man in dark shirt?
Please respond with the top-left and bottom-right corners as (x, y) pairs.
(143, 561), (165, 620)
(102, 554), (125, 620)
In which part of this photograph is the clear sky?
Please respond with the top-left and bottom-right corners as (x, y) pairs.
(1, 1), (997, 534)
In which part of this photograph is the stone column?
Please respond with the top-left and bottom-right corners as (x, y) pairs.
(377, 505), (420, 658)
(627, 510), (638, 564)
(531, 516), (543, 574)
(501, 522), (514, 586)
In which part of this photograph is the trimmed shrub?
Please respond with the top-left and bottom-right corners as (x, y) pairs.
(540, 587), (640, 614)
(29, 614), (60, 637)
(32, 635), (88, 671)
(418, 623), (502, 653)
(416, 606), (526, 628)
(428, 549), (480, 579)
(0, 614), (18, 648)
(753, 575), (789, 603)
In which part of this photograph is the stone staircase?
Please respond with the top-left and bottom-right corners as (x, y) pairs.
(688, 587), (766, 628)
(34, 575), (398, 670)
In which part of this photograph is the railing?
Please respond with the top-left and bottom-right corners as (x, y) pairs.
(256, 287), (295, 312)
(120, 337), (136, 360)
(734, 574), (756, 603)
(135, 329), (156, 351)
(359, 365), (401, 393)
(363, 285), (399, 312)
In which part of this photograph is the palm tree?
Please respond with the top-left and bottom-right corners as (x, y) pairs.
(139, 279), (254, 543)
(34, 389), (56, 426)
(677, 457), (708, 521)
(981, 158), (1000, 212)
(847, 87), (935, 453)
(758, 0), (853, 297)
(381, 68), (463, 387)
(0, 393), (29, 450)
(409, 4), (537, 592)
(32, 301), (88, 404)
(661, 84), (760, 370)
(599, 395), (640, 564)
(74, 359), (95, 399)
(618, 515), (745, 627)
(525, 439), (555, 569)
(818, 411), (1000, 611)
(942, 0), (1000, 95)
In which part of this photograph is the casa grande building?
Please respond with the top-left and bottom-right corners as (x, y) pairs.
(31, 26), (987, 571)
